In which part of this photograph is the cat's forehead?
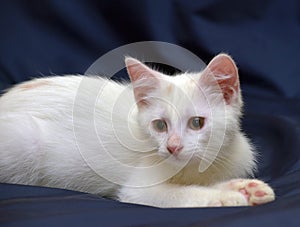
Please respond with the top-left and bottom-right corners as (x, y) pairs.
(163, 73), (200, 95)
(163, 73), (208, 103)
(153, 73), (210, 117)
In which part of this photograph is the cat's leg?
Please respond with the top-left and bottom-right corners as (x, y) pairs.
(213, 179), (275, 206)
(118, 183), (249, 208)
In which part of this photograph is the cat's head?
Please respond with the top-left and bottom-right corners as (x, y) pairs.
(125, 54), (242, 163)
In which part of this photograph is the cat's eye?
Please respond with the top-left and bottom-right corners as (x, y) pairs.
(152, 119), (167, 132)
(188, 117), (205, 130)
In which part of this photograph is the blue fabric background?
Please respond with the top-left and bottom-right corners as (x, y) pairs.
(0, 0), (299, 226)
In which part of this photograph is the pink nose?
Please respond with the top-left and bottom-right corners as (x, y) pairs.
(167, 146), (183, 154)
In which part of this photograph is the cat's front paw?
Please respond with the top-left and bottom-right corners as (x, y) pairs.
(217, 179), (275, 206)
(175, 190), (248, 207)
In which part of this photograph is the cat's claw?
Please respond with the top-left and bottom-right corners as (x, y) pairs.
(218, 179), (275, 206)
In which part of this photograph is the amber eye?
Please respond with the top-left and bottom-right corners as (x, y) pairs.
(188, 117), (205, 130)
(152, 119), (167, 132)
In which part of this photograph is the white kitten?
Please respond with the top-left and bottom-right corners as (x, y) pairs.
(0, 54), (275, 207)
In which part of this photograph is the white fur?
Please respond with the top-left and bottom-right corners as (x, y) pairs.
(0, 55), (268, 207)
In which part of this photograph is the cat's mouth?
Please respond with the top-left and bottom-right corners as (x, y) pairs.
(163, 149), (201, 163)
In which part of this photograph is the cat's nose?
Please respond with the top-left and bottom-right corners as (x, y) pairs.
(167, 145), (183, 155)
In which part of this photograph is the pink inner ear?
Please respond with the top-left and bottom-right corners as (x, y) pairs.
(202, 54), (239, 104)
(125, 57), (159, 108)
(125, 57), (146, 83)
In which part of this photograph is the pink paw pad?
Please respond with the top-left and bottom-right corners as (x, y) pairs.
(254, 190), (267, 197)
(248, 182), (258, 188)
(239, 188), (250, 200)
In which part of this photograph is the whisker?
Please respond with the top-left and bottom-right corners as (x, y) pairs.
(134, 151), (167, 166)
(197, 153), (236, 178)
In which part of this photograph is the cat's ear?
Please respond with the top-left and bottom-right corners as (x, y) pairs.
(201, 54), (240, 105)
(125, 57), (160, 108)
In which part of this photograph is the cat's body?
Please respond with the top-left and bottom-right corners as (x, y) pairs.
(0, 54), (275, 207)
